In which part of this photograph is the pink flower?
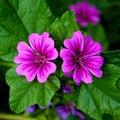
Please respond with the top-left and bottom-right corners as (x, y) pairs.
(70, 1), (101, 27)
(60, 31), (104, 85)
(14, 32), (58, 83)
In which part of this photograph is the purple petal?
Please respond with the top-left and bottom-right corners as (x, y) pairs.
(88, 5), (100, 24)
(29, 32), (49, 52)
(37, 61), (56, 83)
(82, 35), (102, 56)
(64, 72), (73, 78)
(28, 33), (41, 52)
(89, 16), (100, 25)
(62, 84), (72, 93)
(83, 56), (104, 77)
(39, 33), (56, 56)
(77, 18), (88, 27)
(29, 32), (57, 57)
(16, 63), (38, 82)
(60, 49), (76, 72)
(60, 49), (76, 61)
(25, 105), (35, 113)
(73, 66), (92, 84)
(46, 48), (58, 60)
(15, 41), (35, 59)
(78, 1), (89, 12)
(71, 107), (85, 120)
(70, 1), (89, 27)
(14, 54), (35, 64)
(64, 31), (84, 52)
(56, 105), (70, 119)
(70, 1), (100, 27)
(83, 56), (104, 68)
(62, 61), (76, 73)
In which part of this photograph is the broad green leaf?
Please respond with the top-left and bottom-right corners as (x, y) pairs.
(0, 0), (55, 61)
(6, 66), (60, 113)
(0, 0), (28, 60)
(74, 64), (120, 120)
(102, 50), (120, 67)
(17, 0), (55, 34)
(47, 11), (79, 48)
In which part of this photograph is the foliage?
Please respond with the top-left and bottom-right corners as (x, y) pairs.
(0, 0), (120, 120)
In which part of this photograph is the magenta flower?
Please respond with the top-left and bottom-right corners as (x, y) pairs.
(60, 31), (104, 85)
(14, 32), (58, 83)
(70, 1), (101, 27)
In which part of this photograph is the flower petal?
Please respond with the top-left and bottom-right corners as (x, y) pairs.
(14, 42), (35, 64)
(56, 105), (70, 119)
(82, 35), (102, 56)
(25, 105), (36, 113)
(16, 41), (34, 56)
(83, 56), (104, 68)
(64, 31), (84, 52)
(28, 33), (42, 52)
(60, 49), (75, 61)
(62, 61), (76, 73)
(46, 48), (58, 60)
(60, 49), (76, 72)
(64, 72), (73, 78)
(71, 107), (85, 120)
(16, 63), (38, 82)
(83, 56), (104, 78)
(77, 17), (88, 27)
(29, 32), (58, 60)
(14, 54), (35, 64)
(73, 66), (92, 84)
(88, 5), (100, 24)
(37, 61), (56, 83)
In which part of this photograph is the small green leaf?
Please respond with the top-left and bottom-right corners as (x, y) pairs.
(47, 11), (79, 47)
(74, 64), (120, 120)
(6, 66), (60, 113)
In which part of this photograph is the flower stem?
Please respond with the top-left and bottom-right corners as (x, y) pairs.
(0, 113), (37, 120)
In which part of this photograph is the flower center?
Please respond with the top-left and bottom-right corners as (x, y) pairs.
(34, 52), (46, 66)
(75, 54), (84, 66)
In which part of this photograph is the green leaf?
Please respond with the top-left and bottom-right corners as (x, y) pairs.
(102, 50), (120, 67)
(47, 10), (79, 48)
(0, 0), (55, 61)
(74, 64), (120, 120)
(6, 66), (60, 113)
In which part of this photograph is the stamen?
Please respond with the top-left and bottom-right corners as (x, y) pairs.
(35, 52), (40, 56)
(75, 54), (83, 66)
(34, 54), (46, 66)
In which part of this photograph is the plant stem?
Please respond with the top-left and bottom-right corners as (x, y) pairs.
(0, 113), (37, 120)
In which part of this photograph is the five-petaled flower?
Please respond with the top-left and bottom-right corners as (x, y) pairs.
(60, 31), (104, 85)
(70, 1), (101, 27)
(14, 32), (58, 83)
